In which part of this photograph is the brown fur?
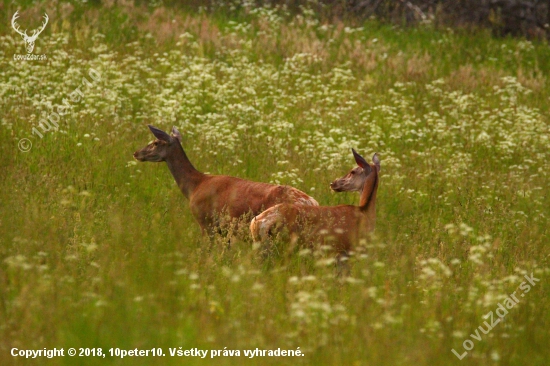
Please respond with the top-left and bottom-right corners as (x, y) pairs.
(250, 151), (379, 256)
(134, 125), (318, 235)
(330, 166), (368, 193)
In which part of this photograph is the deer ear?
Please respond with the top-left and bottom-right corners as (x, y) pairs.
(372, 153), (381, 172)
(171, 126), (182, 144)
(352, 149), (371, 174)
(148, 125), (171, 142)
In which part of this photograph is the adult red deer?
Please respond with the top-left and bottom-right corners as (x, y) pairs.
(250, 150), (380, 257)
(133, 125), (319, 235)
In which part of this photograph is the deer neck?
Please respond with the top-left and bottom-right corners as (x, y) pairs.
(358, 166), (379, 225)
(165, 144), (204, 199)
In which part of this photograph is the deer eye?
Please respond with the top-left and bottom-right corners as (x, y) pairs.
(350, 171), (355, 175)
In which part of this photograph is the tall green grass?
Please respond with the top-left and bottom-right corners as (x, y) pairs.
(1, 2), (549, 365)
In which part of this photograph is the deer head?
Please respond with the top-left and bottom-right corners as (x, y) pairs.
(133, 125), (183, 162)
(250, 149), (380, 255)
(11, 11), (49, 54)
(330, 150), (380, 193)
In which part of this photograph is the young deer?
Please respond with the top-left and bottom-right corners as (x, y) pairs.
(134, 125), (319, 235)
(250, 150), (380, 256)
(329, 162), (371, 194)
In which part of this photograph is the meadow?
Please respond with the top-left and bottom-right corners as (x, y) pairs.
(1, 1), (549, 365)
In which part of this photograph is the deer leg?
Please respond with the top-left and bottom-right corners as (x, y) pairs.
(336, 252), (350, 277)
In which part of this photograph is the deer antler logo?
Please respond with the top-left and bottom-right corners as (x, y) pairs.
(11, 11), (49, 54)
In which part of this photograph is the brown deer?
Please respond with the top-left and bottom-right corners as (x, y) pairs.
(250, 150), (380, 257)
(133, 125), (319, 235)
(329, 161), (371, 194)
